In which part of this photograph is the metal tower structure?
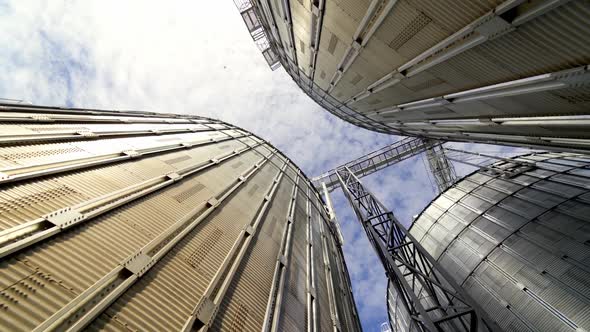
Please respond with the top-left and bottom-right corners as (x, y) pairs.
(310, 139), (550, 332)
(312, 136), (457, 194)
(335, 167), (497, 331)
(312, 137), (429, 191)
(424, 140), (458, 193)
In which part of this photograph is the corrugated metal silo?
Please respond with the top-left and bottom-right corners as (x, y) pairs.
(0, 104), (361, 332)
(388, 152), (590, 331)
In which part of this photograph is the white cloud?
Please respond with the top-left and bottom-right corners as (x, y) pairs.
(0, 0), (397, 174)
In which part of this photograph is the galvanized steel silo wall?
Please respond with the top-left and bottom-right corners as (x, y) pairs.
(389, 152), (590, 332)
(0, 104), (361, 332)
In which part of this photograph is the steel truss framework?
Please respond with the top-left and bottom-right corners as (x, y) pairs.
(443, 146), (536, 178)
(312, 137), (430, 191)
(336, 167), (499, 332)
(424, 140), (458, 193)
(233, 0), (281, 69)
(312, 136), (458, 194)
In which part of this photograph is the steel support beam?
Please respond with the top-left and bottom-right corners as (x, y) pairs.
(182, 160), (287, 331)
(443, 146), (537, 178)
(233, 0), (281, 69)
(336, 167), (500, 332)
(266, 173), (301, 332)
(348, 0), (570, 104)
(312, 137), (431, 191)
(0, 130), (250, 185)
(0, 141), (263, 259)
(424, 141), (458, 193)
(321, 182), (344, 244)
(32, 150), (277, 331)
(0, 102), (209, 124)
(327, 0), (398, 91)
(367, 65), (589, 119)
(308, 0), (326, 83)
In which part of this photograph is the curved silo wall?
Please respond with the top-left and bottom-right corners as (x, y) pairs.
(0, 105), (361, 332)
(389, 152), (590, 331)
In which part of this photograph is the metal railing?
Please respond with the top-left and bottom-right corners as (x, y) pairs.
(233, 0), (281, 70)
(336, 167), (499, 332)
(312, 137), (430, 191)
(424, 140), (458, 193)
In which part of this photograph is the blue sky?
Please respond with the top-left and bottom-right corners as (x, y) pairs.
(0, 1), (528, 330)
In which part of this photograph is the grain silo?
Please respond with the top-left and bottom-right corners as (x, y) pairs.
(388, 152), (590, 331)
(0, 103), (361, 332)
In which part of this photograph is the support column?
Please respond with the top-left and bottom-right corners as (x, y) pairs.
(321, 182), (344, 244)
(424, 140), (458, 193)
(335, 167), (500, 332)
(263, 173), (301, 332)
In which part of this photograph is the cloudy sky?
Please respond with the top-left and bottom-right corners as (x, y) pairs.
(0, 1), (528, 330)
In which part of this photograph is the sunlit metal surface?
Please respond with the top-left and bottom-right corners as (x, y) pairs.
(313, 136), (430, 191)
(245, 0), (590, 150)
(0, 103), (361, 332)
(425, 141), (458, 193)
(393, 152), (590, 332)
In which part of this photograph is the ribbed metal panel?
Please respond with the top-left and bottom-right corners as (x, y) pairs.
(409, 0), (501, 33)
(94, 165), (277, 330)
(278, 187), (309, 331)
(258, 0), (590, 151)
(211, 175), (292, 331)
(0, 106), (361, 331)
(310, 200), (333, 332)
(389, 152), (590, 331)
